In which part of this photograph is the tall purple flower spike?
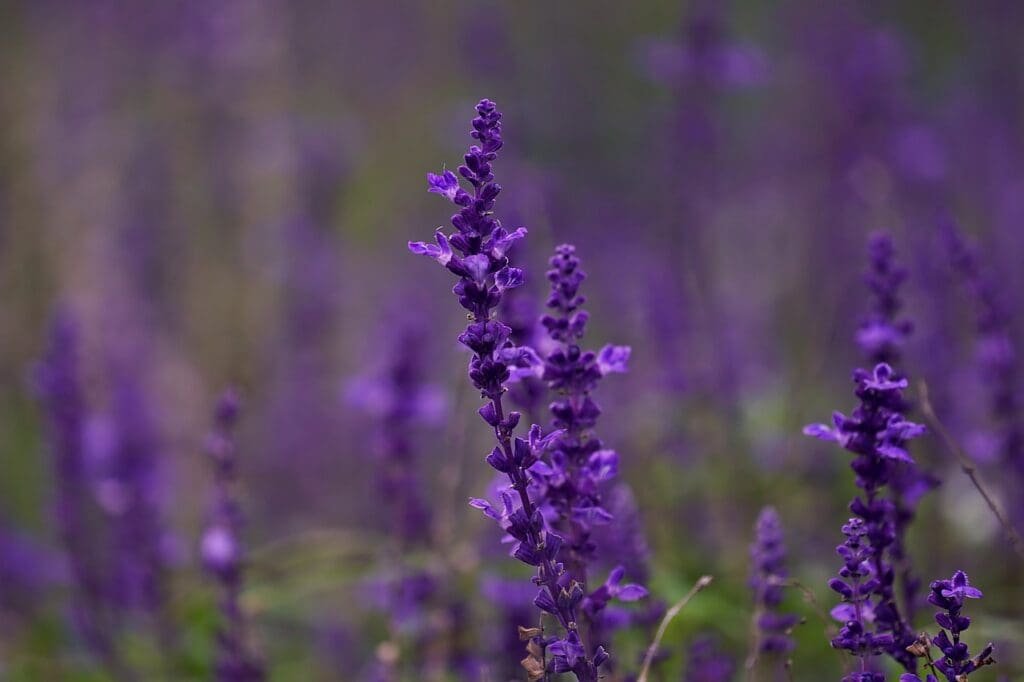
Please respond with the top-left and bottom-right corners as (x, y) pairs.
(201, 390), (265, 681)
(528, 244), (645, 646)
(857, 232), (937, 625)
(410, 100), (605, 681)
(857, 232), (913, 366)
(805, 362), (925, 673)
(749, 507), (799, 658)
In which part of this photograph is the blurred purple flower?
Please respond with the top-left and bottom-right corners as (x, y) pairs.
(201, 389), (265, 682)
(749, 507), (799, 657)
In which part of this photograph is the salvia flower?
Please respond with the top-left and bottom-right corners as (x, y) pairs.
(900, 571), (994, 682)
(856, 232), (912, 366)
(34, 311), (122, 673)
(749, 507), (799, 657)
(529, 244), (645, 639)
(856, 232), (937, 624)
(201, 390), (265, 681)
(410, 99), (604, 681)
(806, 363), (924, 671)
(828, 519), (892, 663)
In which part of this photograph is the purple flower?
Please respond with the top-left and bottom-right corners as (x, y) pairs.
(852, 233), (938, 626)
(898, 571), (994, 681)
(410, 100), (602, 681)
(749, 507), (799, 656)
(806, 363), (924, 672)
(528, 244), (646, 652)
(201, 389), (265, 682)
(856, 232), (912, 366)
(33, 310), (123, 673)
(828, 518), (895, 670)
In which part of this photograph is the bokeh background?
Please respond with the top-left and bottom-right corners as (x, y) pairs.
(0, 1), (1021, 680)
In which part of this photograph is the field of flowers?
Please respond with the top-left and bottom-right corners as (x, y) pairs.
(0, 2), (1021, 681)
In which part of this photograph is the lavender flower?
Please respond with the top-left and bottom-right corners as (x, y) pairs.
(857, 232), (913, 366)
(856, 232), (936, 622)
(806, 363), (925, 671)
(201, 390), (264, 681)
(410, 99), (605, 681)
(828, 518), (892, 677)
(529, 244), (645, 638)
(900, 571), (994, 682)
(749, 507), (798, 658)
(34, 311), (124, 674)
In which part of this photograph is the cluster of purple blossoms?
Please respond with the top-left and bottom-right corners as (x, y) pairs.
(828, 518), (891, 681)
(900, 572), (994, 682)
(529, 245), (645, 634)
(805, 362), (925, 672)
(749, 506), (799, 658)
(856, 233), (913, 366)
(200, 390), (265, 682)
(410, 99), (607, 681)
(856, 233), (936, 621)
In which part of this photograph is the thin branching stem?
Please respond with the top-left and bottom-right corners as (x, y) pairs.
(636, 575), (713, 682)
(917, 381), (1024, 559)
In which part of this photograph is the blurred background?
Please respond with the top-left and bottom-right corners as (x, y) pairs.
(0, 0), (1022, 680)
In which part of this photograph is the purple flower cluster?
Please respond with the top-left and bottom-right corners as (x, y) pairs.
(856, 233), (936, 622)
(749, 506), (798, 657)
(410, 100), (606, 681)
(828, 518), (892, 678)
(856, 233), (913, 366)
(200, 390), (264, 682)
(529, 245), (645, 631)
(900, 571), (994, 682)
(805, 363), (925, 671)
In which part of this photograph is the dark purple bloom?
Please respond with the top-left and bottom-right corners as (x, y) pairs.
(857, 232), (913, 366)
(856, 232), (937, 624)
(901, 571), (994, 682)
(749, 507), (799, 657)
(201, 389), (265, 682)
(528, 244), (645, 641)
(410, 100), (603, 681)
(828, 518), (893, 663)
(806, 363), (924, 671)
